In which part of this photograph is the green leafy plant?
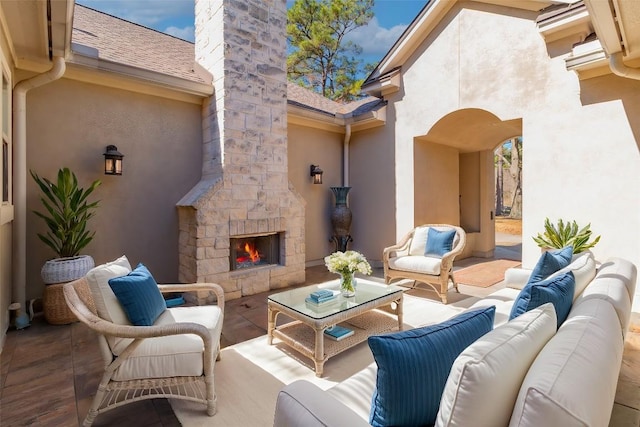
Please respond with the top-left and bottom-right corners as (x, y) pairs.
(31, 168), (101, 258)
(532, 218), (600, 254)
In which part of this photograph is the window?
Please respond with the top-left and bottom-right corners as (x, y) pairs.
(0, 59), (11, 223)
(2, 142), (7, 202)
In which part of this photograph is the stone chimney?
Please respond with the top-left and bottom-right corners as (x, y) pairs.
(178, 0), (305, 301)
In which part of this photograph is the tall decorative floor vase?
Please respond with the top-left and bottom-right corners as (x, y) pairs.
(330, 187), (353, 252)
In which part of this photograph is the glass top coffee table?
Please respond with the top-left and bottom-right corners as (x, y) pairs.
(267, 278), (403, 377)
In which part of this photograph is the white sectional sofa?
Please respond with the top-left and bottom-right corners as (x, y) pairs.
(274, 253), (637, 427)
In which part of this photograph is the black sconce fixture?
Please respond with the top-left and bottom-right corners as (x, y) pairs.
(103, 145), (124, 175)
(310, 164), (323, 184)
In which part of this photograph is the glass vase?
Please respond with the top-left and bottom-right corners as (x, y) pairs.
(340, 271), (357, 297)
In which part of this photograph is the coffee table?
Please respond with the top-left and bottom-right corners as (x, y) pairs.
(267, 278), (404, 377)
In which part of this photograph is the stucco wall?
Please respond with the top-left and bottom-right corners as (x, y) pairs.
(382, 3), (639, 307)
(0, 223), (10, 337)
(349, 125), (396, 265)
(287, 123), (343, 264)
(414, 140), (460, 225)
(25, 78), (202, 300)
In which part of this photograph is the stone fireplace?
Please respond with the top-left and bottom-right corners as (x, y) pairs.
(177, 0), (305, 302)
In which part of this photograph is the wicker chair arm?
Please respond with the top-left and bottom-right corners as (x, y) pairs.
(438, 228), (467, 272)
(158, 283), (225, 311)
(383, 229), (414, 261)
(64, 280), (214, 343)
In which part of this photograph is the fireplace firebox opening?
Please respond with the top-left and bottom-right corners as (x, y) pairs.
(230, 233), (281, 271)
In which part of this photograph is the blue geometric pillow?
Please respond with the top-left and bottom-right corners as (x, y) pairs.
(509, 271), (575, 329)
(108, 263), (167, 326)
(425, 228), (456, 258)
(368, 306), (495, 427)
(528, 246), (573, 283)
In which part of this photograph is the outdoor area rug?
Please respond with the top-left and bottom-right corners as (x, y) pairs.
(453, 259), (521, 288)
(170, 288), (479, 426)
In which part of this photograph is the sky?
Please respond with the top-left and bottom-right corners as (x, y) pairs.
(75, 0), (427, 67)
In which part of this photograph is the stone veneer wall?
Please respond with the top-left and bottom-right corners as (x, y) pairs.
(177, 0), (305, 302)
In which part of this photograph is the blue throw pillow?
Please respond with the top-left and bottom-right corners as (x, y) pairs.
(528, 246), (573, 283)
(425, 228), (456, 258)
(368, 306), (495, 427)
(108, 263), (167, 326)
(509, 271), (575, 329)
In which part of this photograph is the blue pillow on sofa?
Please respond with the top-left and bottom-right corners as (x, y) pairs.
(424, 228), (456, 258)
(368, 305), (495, 427)
(509, 271), (575, 329)
(108, 263), (167, 326)
(528, 246), (573, 283)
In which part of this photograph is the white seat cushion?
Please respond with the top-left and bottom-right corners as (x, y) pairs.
(436, 304), (557, 427)
(388, 255), (442, 275)
(509, 298), (623, 427)
(112, 305), (224, 381)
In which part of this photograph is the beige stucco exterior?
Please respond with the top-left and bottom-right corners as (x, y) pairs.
(360, 2), (639, 306)
(25, 78), (203, 300)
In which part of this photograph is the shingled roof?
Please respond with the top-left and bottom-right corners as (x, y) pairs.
(72, 4), (378, 117)
(72, 5), (207, 85)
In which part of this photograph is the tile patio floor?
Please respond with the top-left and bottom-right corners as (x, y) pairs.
(1, 248), (639, 426)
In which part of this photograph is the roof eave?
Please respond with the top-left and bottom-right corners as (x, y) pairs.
(361, 68), (402, 98)
(66, 46), (212, 103)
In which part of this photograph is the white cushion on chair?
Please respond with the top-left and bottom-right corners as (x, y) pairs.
(409, 226), (430, 256)
(86, 256), (134, 352)
(409, 226), (461, 256)
(86, 255), (132, 325)
(112, 305), (224, 381)
(388, 255), (442, 275)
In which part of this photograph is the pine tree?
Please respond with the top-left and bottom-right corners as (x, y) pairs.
(287, 0), (375, 102)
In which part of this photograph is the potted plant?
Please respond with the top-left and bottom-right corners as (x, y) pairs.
(31, 167), (101, 283)
(532, 218), (601, 254)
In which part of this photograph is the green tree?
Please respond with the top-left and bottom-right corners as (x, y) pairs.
(287, 0), (375, 102)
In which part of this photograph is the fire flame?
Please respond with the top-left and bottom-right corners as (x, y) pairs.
(245, 242), (260, 262)
(236, 241), (261, 265)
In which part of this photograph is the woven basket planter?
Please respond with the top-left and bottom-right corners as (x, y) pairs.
(41, 255), (95, 324)
(43, 281), (96, 325)
(41, 255), (95, 285)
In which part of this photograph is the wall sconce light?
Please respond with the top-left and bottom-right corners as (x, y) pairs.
(310, 164), (323, 184)
(103, 145), (124, 175)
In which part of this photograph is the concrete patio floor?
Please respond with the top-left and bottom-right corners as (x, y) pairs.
(1, 241), (638, 426)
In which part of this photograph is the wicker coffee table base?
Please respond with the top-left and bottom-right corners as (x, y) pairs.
(268, 294), (403, 377)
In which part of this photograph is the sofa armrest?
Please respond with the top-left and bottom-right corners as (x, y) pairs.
(504, 268), (532, 290)
(274, 380), (369, 427)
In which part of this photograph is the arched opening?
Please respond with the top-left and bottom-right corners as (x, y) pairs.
(414, 108), (522, 260)
(494, 137), (522, 261)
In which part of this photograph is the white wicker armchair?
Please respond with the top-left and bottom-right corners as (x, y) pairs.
(63, 276), (224, 426)
(383, 224), (466, 304)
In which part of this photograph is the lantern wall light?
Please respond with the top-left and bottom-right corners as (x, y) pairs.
(310, 164), (323, 184)
(104, 145), (124, 175)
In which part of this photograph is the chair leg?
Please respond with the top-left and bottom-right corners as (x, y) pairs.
(206, 375), (217, 416)
(450, 274), (459, 293)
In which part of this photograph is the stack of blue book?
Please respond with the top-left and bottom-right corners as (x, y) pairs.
(305, 289), (337, 305)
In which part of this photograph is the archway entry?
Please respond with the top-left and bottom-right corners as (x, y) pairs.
(414, 108), (521, 260)
(494, 137), (523, 261)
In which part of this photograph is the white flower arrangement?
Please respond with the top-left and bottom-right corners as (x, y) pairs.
(324, 250), (372, 276)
